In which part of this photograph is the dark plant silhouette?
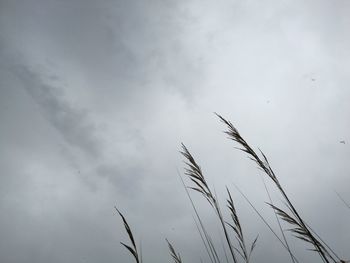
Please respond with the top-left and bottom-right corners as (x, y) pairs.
(116, 114), (348, 263)
(115, 207), (141, 263)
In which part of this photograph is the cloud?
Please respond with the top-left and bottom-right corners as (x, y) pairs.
(15, 65), (102, 158)
(1, 0), (350, 263)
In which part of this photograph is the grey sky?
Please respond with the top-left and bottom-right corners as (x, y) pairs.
(0, 0), (349, 262)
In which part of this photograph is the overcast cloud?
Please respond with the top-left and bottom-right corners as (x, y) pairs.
(0, 0), (350, 262)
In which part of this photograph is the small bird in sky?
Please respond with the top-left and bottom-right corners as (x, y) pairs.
(340, 140), (345, 144)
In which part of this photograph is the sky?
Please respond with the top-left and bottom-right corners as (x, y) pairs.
(0, 0), (350, 262)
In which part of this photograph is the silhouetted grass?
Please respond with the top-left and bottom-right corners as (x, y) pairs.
(166, 239), (183, 263)
(115, 207), (141, 263)
(116, 114), (348, 263)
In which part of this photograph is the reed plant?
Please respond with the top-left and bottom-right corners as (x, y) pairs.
(116, 114), (348, 263)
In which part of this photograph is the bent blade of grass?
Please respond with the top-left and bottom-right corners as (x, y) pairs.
(166, 239), (183, 263)
(335, 191), (350, 210)
(248, 234), (259, 261)
(115, 207), (140, 263)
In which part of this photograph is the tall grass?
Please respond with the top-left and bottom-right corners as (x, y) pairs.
(116, 114), (348, 263)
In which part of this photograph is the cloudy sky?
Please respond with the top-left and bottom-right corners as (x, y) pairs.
(0, 0), (349, 262)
